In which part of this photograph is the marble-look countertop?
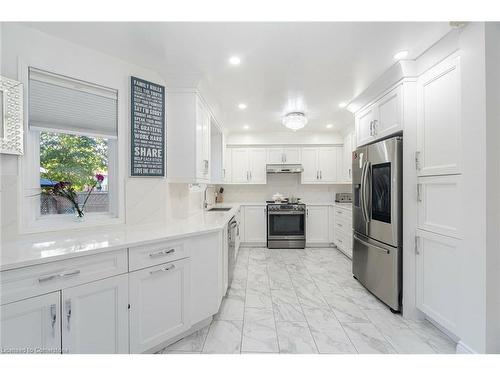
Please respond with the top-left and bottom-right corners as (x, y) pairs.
(0, 204), (243, 272)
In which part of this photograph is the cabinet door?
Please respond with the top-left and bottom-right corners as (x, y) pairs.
(417, 175), (461, 238)
(283, 148), (301, 164)
(0, 292), (61, 354)
(248, 148), (267, 184)
(190, 232), (221, 325)
(356, 105), (376, 146)
(129, 258), (191, 353)
(343, 133), (353, 181)
(301, 148), (318, 183)
(375, 85), (403, 138)
(306, 206), (330, 244)
(243, 206), (267, 243)
(416, 230), (460, 335)
(231, 148), (249, 183)
(267, 148), (284, 164)
(196, 99), (209, 179)
(223, 146), (232, 183)
(62, 274), (129, 354)
(417, 53), (461, 176)
(318, 147), (338, 182)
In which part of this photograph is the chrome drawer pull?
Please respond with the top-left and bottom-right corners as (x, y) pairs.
(149, 248), (176, 258)
(150, 264), (175, 275)
(337, 223), (343, 227)
(38, 270), (80, 283)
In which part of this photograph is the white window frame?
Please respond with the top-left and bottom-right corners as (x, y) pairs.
(18, 60), (124, 233)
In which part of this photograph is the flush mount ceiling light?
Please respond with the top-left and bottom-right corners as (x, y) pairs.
(326, 124), (334, 129)
(393, 50), (409, 60)
(243, 124), (250, 130)
(229, 56), (241, 65)
(282, 112), (308, 131)
(238, 103), (247, 110)
(338, 102), (347, 108)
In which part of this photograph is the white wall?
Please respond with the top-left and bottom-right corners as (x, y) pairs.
(220, 173), (350, 203)
(226, 131), (344, 145)
(485, 22), (500, 354)
(0, 23), (204, 239)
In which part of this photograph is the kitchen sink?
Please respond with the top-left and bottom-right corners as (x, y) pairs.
(207, 207), (232, 212)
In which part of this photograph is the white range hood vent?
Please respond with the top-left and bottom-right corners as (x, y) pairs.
(266, 164), (304, 174)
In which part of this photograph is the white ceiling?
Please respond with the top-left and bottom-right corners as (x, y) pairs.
(25, 22), (451, 134)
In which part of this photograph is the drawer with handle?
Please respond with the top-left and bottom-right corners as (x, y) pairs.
(0, 249), (128, 305)
(128, 240), (189, 271)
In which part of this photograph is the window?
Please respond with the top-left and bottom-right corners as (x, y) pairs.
(39, 131), (109, 216)
(23, 66), (120, 231)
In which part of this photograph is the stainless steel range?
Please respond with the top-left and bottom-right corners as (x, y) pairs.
(267, 203), (306, 249)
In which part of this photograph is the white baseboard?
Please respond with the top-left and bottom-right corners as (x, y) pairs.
(456, 340), (478, 354)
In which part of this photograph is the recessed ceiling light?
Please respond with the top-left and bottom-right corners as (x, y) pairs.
(238, 103), (247, 110)
(326, 124), (334, 129)
(229, 56), (241, 65)
(338, 102), (347, 108)
(243, 125), (250, 130)
(393, 50), (409, 60)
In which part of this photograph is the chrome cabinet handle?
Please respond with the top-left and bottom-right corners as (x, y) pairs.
(65, 299), (71, 331)
(369, 121), (373, 136)
(50, 304), (57, 337)
(338, 239), (343, 244)
(337, 223), (343, 227)
(415, 236), (420, 255)
(372, 120), (378, 135)
(149, 248), (175, 258)
(417, 184), (422, 202)
(150, 264), (175, 275)
(415, 151), (421, 171)
(316, 171), (319, 180)
(320, 170), (322, 179)
(38, 270), (80, 283)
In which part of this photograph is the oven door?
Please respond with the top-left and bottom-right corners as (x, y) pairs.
(366, 137), (402, 247)
(267, 211), (305, 240)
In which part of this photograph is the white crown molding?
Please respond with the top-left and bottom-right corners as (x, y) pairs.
(456, 340), (477, 354)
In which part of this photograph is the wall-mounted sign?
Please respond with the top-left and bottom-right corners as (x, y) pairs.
(130, 76), (165, 177)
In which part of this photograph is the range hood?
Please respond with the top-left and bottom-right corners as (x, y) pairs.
(266, 164), (304, 174)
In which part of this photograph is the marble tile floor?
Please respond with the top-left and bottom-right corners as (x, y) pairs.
(159, 247), (456, 354)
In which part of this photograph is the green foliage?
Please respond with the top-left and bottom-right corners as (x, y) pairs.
(40, 132), (108, 191)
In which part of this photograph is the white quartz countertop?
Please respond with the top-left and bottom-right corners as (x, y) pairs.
(1, 204), (243, 271)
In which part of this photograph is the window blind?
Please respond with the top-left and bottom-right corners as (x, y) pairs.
(29, 67), (118, 138)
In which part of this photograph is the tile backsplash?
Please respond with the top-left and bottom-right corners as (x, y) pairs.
(219, 173), (350, 203)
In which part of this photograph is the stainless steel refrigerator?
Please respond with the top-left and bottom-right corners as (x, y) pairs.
(352, 136), (402, 312)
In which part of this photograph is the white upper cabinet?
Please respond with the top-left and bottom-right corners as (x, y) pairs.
(301, 147), (340, 184)
(1, 292), (61, 354)
(417, 52), (461, 176)
(61, 274), (129, 354)
(355, 84), (403, 146)
(267, 147), (301, 164)
(167, 91), (218, 183)
(228, 148), (266, 184)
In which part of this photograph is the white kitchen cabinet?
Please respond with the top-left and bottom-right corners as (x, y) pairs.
(129, 258), (191, 353)
(167, 91), (218, 183)
(355, 85), (403, 146)
(417, 175), (462, 239)
(342, 132), (354, 182)
(61, 274), (129, 354)
(229, 148), (266, 184)
(333, 205), (353, 258)
(306, 205), (330, 244)
(415, 229), (460, 334)
(242, 205), (267, 243)
(267, 147), (301, 164)
(301, 147), (340, 184)
(417, 52), (461, 176)
(0, 292), (61, 354)
(223, 143), (232, 183)
(190, 232), (221, 325)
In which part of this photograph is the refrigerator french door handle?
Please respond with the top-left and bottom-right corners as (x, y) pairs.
(362, 161), (371, 223)
(354, 234), (390, 254)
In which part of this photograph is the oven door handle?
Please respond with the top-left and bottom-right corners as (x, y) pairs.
(268, 211), (305, 215)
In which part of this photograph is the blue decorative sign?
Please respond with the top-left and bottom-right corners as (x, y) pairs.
(130, 76), (165, 177)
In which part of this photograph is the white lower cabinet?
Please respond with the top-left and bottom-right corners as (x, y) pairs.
(243, 205), (267, 243)
(62, 274), (129, 354)
(306, 206), (330, 245)
(415, 229), (460, 335)
(333, 205), (353, 258)
(190, 232), (221, 324)
(129, 258), (191, 353)
(0, 292), (61, 354)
